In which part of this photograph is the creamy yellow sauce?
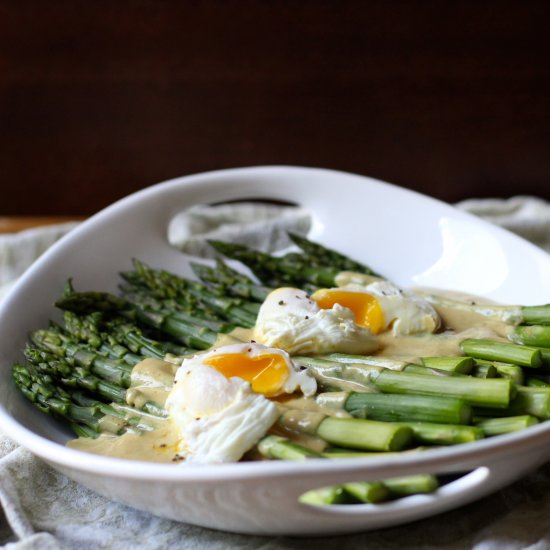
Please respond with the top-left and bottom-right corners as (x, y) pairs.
(67, 287), (515, 462)
(211, 327), (254, 348)
(68, 417), (182, 463)
(125, 357), (179, 409)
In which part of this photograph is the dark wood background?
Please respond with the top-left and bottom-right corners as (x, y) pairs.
(1, 1), (549, 216)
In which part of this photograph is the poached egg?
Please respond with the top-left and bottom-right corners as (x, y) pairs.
(253, 287), (379, 355)
(164, 343), (316, 463)
(312, 280), (440, 336)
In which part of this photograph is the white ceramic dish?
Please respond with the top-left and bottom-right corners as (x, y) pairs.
(2, 166), (550, 536)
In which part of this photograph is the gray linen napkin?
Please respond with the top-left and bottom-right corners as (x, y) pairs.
(2, 197), (550, 549)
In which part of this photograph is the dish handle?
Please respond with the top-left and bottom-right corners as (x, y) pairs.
(230, 446), (550, 534)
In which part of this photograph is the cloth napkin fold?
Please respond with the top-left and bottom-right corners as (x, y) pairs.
(2, 196), (550, 550)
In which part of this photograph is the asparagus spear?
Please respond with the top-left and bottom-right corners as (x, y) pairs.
(474, 386), (550, 419)
(287, 232), (380, 276)
(383, 474), (439, 497)
(56, 292), (219, 349)
(402, 364), (461, 377)
(277, 408), (412, 452)
(208, 239), (341, 288)
(473, 360), (524, 385)
(343, 392), (473, 425)
(471, 363), (497, 378)
(510, 325), (550, 349)
(420, 356), (475, 374)
(510, 387), (550, 418)
(24, 346), (128, 404)
(370, 370), (515, 409)
(119, 282), (220, 324)
(293, 356), (381, 393)
(258, 434), (324, 460)
(474, 415), (539, 436)
(316, 417), (412, 452)
(460, 338), (543, 368)
(404, 422), (483, 445)
(13, 359), (164, 436)
(127, 259), (259, 327)
(104, 319), (190, 358)
(525, 376), (550, 388)
(299, 486), (350, 506)
(319, 354), (474, 375)
(12, 363), (119, 435)
(341, 482), (390, 504)
(422, 293), (550, 326)
(191, 260), (271, 302)
(31, 328), (134, 387)
(313, 354), (412, 371)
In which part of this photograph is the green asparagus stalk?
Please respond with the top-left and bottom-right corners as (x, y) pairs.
(316, 417), (412, 452)
(315, 354), (412, 371)
(342, 482), (390, 504)
(56, 292), (219, 349)
(343, 392), (473, 425)
(191, 260), (271, 302)
(471, 363), (497, 379)
(383, 474), (439, 497)
(299, 486), (350, 506)
(460, 338), (543, 368)
(473, 360), (524, 385)
(474, 415), (539, 436)
(520, 306), (550, 326)
(277, 408), (412, 452)
(475, 386), (550, 419)
(293, 356), (381, 393)
(321, 448), (412, 459)
(258, 434), (324, 460)
(31, 329), (134, 386)
(105, 319), (190, 358)
(25, 334), (167, 418)
(308, 472), (442, 503)
(128, 259), (259, 327)
(404, 422), (483, 445)
(420, 356), (475, 374)
(510, 387), (550, 418)
(370, 370), (515, 409)
(525, 376), (550, 388)
(13, 360), (162, 436)
(24, 346), (128, 404)
(422, 293), (550, 326)
(287, 232), (380, 276)
(402, 364), (460, 377)
(12, 363), (114, 435)
(119, 284), (225, 328)
(208, 239), (341, 288)
(510, 325), (550, 349)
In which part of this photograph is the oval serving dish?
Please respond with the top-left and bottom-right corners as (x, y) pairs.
(2, 166), (550, 536)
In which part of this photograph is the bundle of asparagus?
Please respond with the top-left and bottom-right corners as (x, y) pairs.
(12, 234), (550, 506)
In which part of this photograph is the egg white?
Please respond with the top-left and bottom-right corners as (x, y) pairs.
(165, 360), (279, 464)
(352, 280), (441, 336)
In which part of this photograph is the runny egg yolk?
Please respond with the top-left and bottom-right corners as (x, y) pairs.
(311, 289), (385, 334)
(202, 352), (290, 397)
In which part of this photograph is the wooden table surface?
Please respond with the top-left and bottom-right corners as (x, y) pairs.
(0, 217), (83, 233)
